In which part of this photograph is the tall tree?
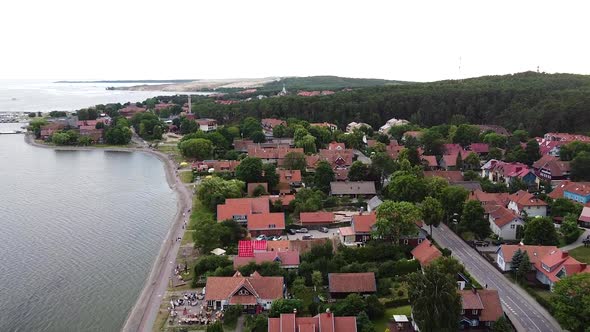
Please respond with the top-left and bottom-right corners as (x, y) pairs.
(312, 270), (323, 291)
(552, 273), (590, 332)
(408, 264), (462, 332)
(523, 217), (559, 245)
(235, 157), (264, 183)
(262, 163), (280, 189)
(464, 152), (481, 170)
(375, 201), (422, 244)
(283, 151), (307, 171)
(524, 139), (541, 165)
(348, 161), (368, 181)
(492, 316), (513, 332)
(421, 197), (444, 235)
(179, 138), (213, 159)
(510, 248), (523, 276)
(571, 151), (590, 181)
(459, 200), (490, 240)
(516, 252), (531, 281)
(440, 186), (469, 222)
(313, 161), (335, 194)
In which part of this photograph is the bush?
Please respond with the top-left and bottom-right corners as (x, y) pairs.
(224, 305), (243, 326)
(383, 298), (410, 308)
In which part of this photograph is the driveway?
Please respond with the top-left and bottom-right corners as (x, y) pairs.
(560, 227), (590, 251)
(285, 229), (337, 240)
(430, 224), (562, 332)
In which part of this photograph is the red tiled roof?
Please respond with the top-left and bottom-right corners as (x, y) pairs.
(411, 239), (442, 266)
(300, 212), (335, 224)
(328, 272), (376, 293)
(508, 190), (547, 209)
(387, 144), (405, 159)
(535, 250), (590, 283)
(352, 213), (376, 233)
(279, 169), (302, 183)
(247, 212), (285, 231)
(489, 206), (521, 228)
(217, 197), (270, 222)
(328, 142), (346, 151)
(460, 289), (503, 322)
(499, 244), (558, 266)
(532, 154), (558, 170)
(468, 190), (510, 206)
(470, 143), (490, 154)
(205, 272), (283, 301)
(579, 207), (590, 223)
(261, 118), (286, 129)
(562, 181), (590, 197)
(338, 226), (355, 237)
(268, 313), (356, 332)
(421, 155), (438, 167)
(548, 180), (571, 200)
(424, 170), (463, 182)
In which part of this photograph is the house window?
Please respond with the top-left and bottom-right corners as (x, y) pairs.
(403, 239), (409, 245)
(510, 224), (516, 229)
(472, 310), (478, 315)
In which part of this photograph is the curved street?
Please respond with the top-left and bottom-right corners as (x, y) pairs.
(430, 223), (562, 332)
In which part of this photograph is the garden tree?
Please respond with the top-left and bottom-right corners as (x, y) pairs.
(492, 316), (513, 332)
(551, 198), (583, 217)
(291, 277), (307, 299)
(512, 129), (529, 142)
(370, 152), (397, 185)
(206, 321), (223, 332)
(385, 173), (426, 203)
(206, 131), (230, 150)
(440, 186), (469, 221)
(78, 136), (92, 146)
(356, 311), (376, 332)
(524, 139), (541, 165)
(334, 293), (367, 316)
(223, 305), (243, 326)
(28, 118), (48, 138)
(455, 152), (464, 170)
(131, 112), (163, 139)
(235, 157), (264, 183)
(560, 141), (590, 161)
(408, 264), (462, 332)
(420, 129), (445, 155)
(297, 134), (318, 154)
(311, 270), (323, 291)
(488, 147), (503, 160)
(338, 129), (365, 149)
(364, 295), (385, 320)
(290, 188), (325, 213)
(460, 200), (490, 239)
(51, 132), (71, 145)
(389, 124), (419, 141)
(313, 161), (335, 194)
(510, 249), (523, 276)
(453, 124), (480, 147)
(505, 146), (527, 163)
(220, 125), (241, 141)
(105, 124), (132, 145)
(308, 125), (333, 147)
(570, 151), (590, 181)
(194, 255), (233, 278)
(219, 219), (247, 247)
(429, 256), (466, 277)
(483, 132), (506, 148)
(348, 161), (368, 181)
(241, 116), (262, 138)
(251, 130), (266, 143)
(508, 177), (528, 194)
(425, 176), (450, 199)
(197, 177), (244, 211)
(252, 185), (267, 197)
(374, 201), (422, 244)
(561, 214), (581, 244)
(152, 125), (162, 140)
(95, 122), (105, 129)
(552, 273), (590, 332)
(269, 299), (303, 317)
(463, 170), (479, 181)
(421, 197), (444, 235)
(516, 252), (531, 281)
(180, 117), (199, 134)
(523, 217), (559, 245)
(283, 151), (307, 171)
(244, 314), (268, 332)
(193, 218), (222, 252)
(179, 138), (214, 159)
(262, 163), (279, 189)
(464, 152), (481, 170)
(273, 124), (286, 138)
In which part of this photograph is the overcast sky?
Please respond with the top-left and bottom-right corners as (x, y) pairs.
(1, 0), (589, 82)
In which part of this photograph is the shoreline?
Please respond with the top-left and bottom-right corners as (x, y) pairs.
(25, 134), (193, 332)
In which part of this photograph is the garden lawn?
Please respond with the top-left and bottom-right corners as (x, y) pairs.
(569, 246), (590, 264)
(373, 305), (412, 332)
(179, 171), (193, 183)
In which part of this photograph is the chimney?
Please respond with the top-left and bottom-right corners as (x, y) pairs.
(293, 308), (297, 315)
(562, 251), (569, 259)
(325, 308), (331, 317)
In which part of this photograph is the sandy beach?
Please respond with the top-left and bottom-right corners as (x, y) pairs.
(25, 134), (193, 332)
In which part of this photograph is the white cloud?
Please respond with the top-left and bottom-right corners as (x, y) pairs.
(1, 0), (589, 81)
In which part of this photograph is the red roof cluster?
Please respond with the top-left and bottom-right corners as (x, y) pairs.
(204, 271), (283, 302)
(233, 251), (300, 269)
(411, 239), (442, 267)
(217, 197), (270, 221)
(351, 213), (377, 233)
(460, 289), (503, 322)
(424, 170), (463, 182)
(278, 169), (302, 183)
(268, 312), (356, 332)
(508, 190), (547, 210)
(328, 272), (376, 293)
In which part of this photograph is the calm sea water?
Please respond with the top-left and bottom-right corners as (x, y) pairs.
(0, 79), (204, 112)
(0, 127), (177, 331)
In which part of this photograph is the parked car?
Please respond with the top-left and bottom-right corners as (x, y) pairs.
(302, 234), (313, 240)
(296, 228), (309, 233)
(320, 227), (329, 233)
(287, 229), (297, 235)
(256, 235), (267, 241)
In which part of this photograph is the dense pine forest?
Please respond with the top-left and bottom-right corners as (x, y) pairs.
(189, 72), (590, 136)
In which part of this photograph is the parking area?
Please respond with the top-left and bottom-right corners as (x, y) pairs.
(285, 229), (340, 240)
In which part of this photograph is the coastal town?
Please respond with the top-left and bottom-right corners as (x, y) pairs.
(24, 85), (590, 332)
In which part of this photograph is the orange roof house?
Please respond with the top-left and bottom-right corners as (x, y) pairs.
(328, 272), (376, 297)
(411, 239), (442, 267)
(459, 289), (503, 327)
(299, 212), (335, 225)
(216, 197), (269, 223)
(204, 271), (283, 310)
(268, 312), (357, 332)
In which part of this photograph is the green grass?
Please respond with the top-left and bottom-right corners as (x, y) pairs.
(569, 246), (590, 264)
(179, 171), (193, 183)
(373, 306), (413, 332)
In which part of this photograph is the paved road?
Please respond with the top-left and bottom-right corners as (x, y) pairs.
(560, 227), (590, 251)
(353, 149), (372, 165)
(431, 224), (562, 332)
